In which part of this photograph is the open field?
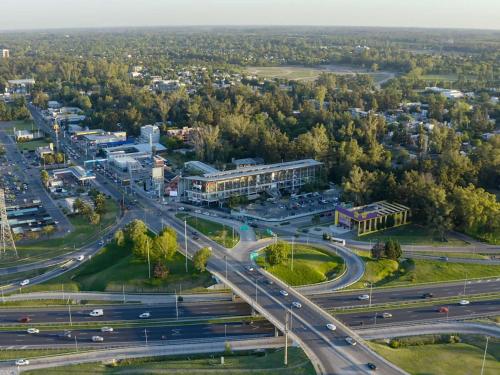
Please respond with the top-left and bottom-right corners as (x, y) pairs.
(355, 224), (469, 246)
(9, 199), (119, 267)
(350, 250), (500, 288)
(17, 138), (51, 152)
(177, 213), (239, 248)
(25, 233), (213, 294)
(256, 244), (345, 286)
(24, 347), (314, 375)
(0, 120), (36, 133)
(245, 64), (395, 83)
(369, 336), (500, 375)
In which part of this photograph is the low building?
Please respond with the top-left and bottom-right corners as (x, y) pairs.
(52, 166), (96, 185)
(179, 159), (323, 205)
(334, 201), (410, 236)
(1, 49), (9, 58)
(36, 143), (54, 159)
(140, 124), (160, 144)
(14, 129), (43, 142)
(425, 87), (464, 99)
(5, 79), (35, 94)
(165, 126), (196, 143)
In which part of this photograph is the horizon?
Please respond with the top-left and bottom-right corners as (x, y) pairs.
(1, 0), (499, 31)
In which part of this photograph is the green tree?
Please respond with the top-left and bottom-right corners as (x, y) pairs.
(40, 170), (49, 187)
(132, 232), (151, 260)
(125, 219), (148, 243)
(151, 227), (178, 261)
(193, 247), (212, 272)
(42, 225), (56, 238)
(114, 229), (125, 247)
(385, 239), (402, 260)
(265, 242), (290, 266)
(153, 262), (169, 279)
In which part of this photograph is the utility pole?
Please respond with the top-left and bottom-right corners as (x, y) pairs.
(291, 238), (294, 271)
(122, 284), (126, 304)
(463, 272), (468, 296)
(369, 282), (373, 308)
(144, 328), (148, 345)
(225, 255), (228, 285)
(184, 220), (188, 273)
(480, 336), (489, 375)
(74, 335), (78, 352)
(147, 241), (151, 279)
(68, 304), (72, 326)
(175, 290), (179, 320)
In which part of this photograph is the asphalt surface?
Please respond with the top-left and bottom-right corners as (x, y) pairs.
(0, 320), (274, 348)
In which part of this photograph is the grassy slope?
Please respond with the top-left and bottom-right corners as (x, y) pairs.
(24, 347), (315, 375)
(369, 338), (500, 375)
(257, 245), (345, 286)
(0, 120), (35, 132)
(356, 224), (468, 246)
(178, 213), (239, 248)
(350, 250), (500, 289)
(17, 138), (51, 152)
(26, 237), (213, 294)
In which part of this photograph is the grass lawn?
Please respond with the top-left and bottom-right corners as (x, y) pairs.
(256, 244), (345, 286)
(177, 213), (239, 248)
(408, 251), (490, 260)
(421, 73), (459, 82)
(0, 120), (36, 133)
(8, 199), (120, 266)
(0, 348), (81, 361)
(25, 235), (214, 294)
(17, 138), (51, 152)
(369, 336), (500, 375)
(356, 224), (469, 247)
(24, 347), (315, 375)
(349, 251), (500, 289)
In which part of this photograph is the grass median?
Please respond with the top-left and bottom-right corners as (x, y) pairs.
(176, 213), (239, 248)
(256, 244), (345, 286)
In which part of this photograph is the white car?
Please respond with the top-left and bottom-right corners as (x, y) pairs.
(92, 335), (104, 342)
(358, 294), (370, 300)
(139, 312), (151, 319)
(459, 299), (470, 305)
(246, 266), (255, 272)
(381, 312), (393, 318)
(178, 206), (185, 211)
(345, 337), (357, 346)
(27, 328), (39, 334)
(76, 255), (85, 261)
(279, 290), (289, 297)
(20, 279), (30, 287)
(195, 210), (202, 214)
(292, 301), (302, 309)
(15, 359), (29, 366)
(101, 326), (114, 332)
(326, 323), (337, 331)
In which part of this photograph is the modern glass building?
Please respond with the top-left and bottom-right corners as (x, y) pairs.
(179, 159), (322, 204)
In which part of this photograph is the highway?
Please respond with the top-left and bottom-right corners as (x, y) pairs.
(0, 320), (275, 347)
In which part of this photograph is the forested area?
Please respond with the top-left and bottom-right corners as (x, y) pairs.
(0, 27), (498, 243)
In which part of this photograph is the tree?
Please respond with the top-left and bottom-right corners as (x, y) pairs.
(41, 225), (56, 238)
(193, 247), (212, 272)
(153, 262), (169, 279)
(89, 211), (100, 225)
(384, 239), (402, 260)
(40, 170), (49, 187)
(151, 227), (178, 261)
(132, 232), (151, 260)
(125, 219), (148, 243)
(114, 229), (125, 247)
(265, 242), (290, 266)
(93, 193), (106, 214)
(371, 242), (385, 259)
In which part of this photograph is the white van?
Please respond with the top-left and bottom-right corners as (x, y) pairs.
(89, 309), (104, 317)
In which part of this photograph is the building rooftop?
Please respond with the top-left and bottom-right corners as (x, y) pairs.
(184, 159), (322, 181)
(336, 201), (410, 221)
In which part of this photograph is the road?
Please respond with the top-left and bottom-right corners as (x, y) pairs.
(26, 105), (407, 374)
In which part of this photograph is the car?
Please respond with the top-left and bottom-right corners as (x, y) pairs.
(438, 306), (449, 313)
(98, 240), (104, 246)
(19, 316), (31, 323)
(440, 256), (449, 262)
(246, 266), (255, 272)
(459, 299), (470, 305)
(193, 236), (200, 240)
(326, 323), (337, 331)
(20, 279), (30, 287)
(76, 255), (85, 261)
(178, 206), (185, 211)
(422, 292), (434, 299)
(60, 330), (72, 338)
(92, 335), (104, 342)
(358, 294), (370, 300)
(345, 337), (357, 346)
(194, 210), (202, 214)
(15, 359), (30, 366)
(89, 309), (104, 317)
(279, 290), (289, 297)
(27, 328), (39, 334)
(367, 362), (377, 371)
(265, 279), (274, 285)
(292, 301), (302, 309)
(139, 312), (151, 319)
(381, 312), (393, 318)
(101, 326), (114, 332)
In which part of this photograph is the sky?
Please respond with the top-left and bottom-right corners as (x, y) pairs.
(1, 0), (499, 31)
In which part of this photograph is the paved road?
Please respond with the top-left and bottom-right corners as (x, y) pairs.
(0, 320), (274, 348)
(0, 301), (251, 324)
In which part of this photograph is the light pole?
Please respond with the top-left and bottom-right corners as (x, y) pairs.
(374, 312), (378, 326)
(175, 289), (179, 320)
(284, 308), (289, 367)
(369, 282), (373, 308)
(74, 335), (78, 352)
(184, 220), (188, 273)
(225, 255), (228, 285)
(68, 304), (72, 326)
(480, 336), (489, 375)
(291, 238), (294, 271)
(147, 241), (151, 279)
(463, 272), (468, 296)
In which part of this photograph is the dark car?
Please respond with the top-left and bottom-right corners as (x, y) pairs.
(367, 363), (377, 371)
(19, 316), (31, 323)
(422, 292), (434, 299)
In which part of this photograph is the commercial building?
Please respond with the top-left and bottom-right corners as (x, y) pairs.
(104, 143), (166, 171)
(36, 143), (55, 159)
(140, 124), (160, 144)
(5, 79), (35, 94)
(14, 129), (43, 142)
(334, 201), (410, 236)
(1, 49), (9, 59)
(179, 159), (322, 204)
(51, 166), (96, 185)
